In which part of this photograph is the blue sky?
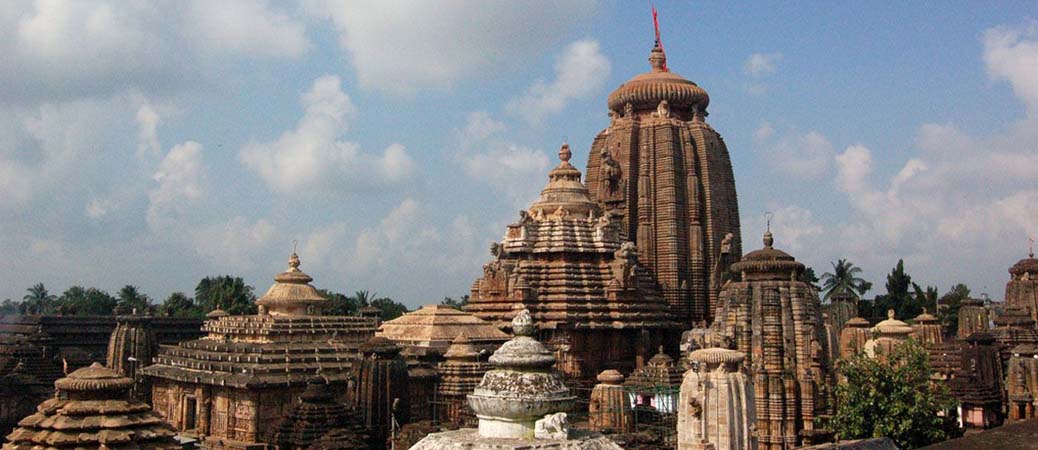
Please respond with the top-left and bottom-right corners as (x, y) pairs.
(1, 1), (1036, 306)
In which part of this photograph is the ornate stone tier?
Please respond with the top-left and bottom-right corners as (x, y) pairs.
(3, 362), (180, 450)
(1007, 344), (1038, 421)
(350, 336), (409, 443)
(678, 348), (757, 450)
(993, 306), (1038, 373)
(377, 304), (508, 359)
(272, 380), (370, 450)
(928, 340), (963, 381)
(437, 336), (491, 427)
(712, 231), (833, 450)
(624, 348), (684, 414)
(910, 309), (943, 347)
(256, 253), (329, 316)
(957, 298), (991, 340)
(586, 46), (741, 325)
(139, 253), (378, 450)
(589, 370), (631, 433)
(468, 144), (681, 381)
(838, 317), (871, 359)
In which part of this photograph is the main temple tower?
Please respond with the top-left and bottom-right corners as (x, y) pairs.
(585, 43), (741, 325)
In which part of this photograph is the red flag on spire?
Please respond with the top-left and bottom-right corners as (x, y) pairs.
(652, 5), (668, 72)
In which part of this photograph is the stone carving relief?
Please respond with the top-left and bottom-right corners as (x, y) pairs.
(611, 242), (639, 289)
(655, 100), (670, 119)
(534, 412), (569, 440)
(599, 150), (623, 200)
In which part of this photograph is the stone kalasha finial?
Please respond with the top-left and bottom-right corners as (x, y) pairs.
(887, 309), (895, 320)
(288, 252), (301, 271)
(649, 44), (666, 73)
(559, 143), (572, 163)
(763, 230), (774, 248)
(512, 308), (535, 336)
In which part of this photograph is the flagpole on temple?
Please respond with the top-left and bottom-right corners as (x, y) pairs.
(652, 5), (669, 72)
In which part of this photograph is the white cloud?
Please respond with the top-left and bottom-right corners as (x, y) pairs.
(452, 111), (551, 206)
(240, 75), (417, 195)
(0, 1), (309, 102)
(507, 39), (610, 124)
(984, 21), (1038, 114)
(187, 0), (307, 58)
(147, 141), (206, 229)
(744, 52), (782, 76)
(768, 205), (825, 255)
(304, 0), (597, 95)
(192, 217), (277, 269)
(755, 125), (834, 179)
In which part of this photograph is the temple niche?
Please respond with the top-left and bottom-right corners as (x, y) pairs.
(584, 44), (741, 326)
(1006, 344), (1038, 422)
(1006, 249), (1038, 323)
(711, 231), (834, 449)
(467, 144), (682, 382)
(140, 253), (378, 450)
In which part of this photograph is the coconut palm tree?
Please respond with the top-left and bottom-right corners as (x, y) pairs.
(820, 259), (871, 301)
(23, 283), (56, 315)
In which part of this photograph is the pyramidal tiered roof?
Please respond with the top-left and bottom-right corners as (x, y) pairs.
(140, 253), (376, 389)
(377, 304), (508, 356)
(272, 379), (370, 450)
(3, 362), (180, 450)
(467, 144), (679, 331)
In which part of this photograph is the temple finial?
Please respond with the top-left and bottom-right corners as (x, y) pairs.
(1029, 236), (1034, 258)
(558, 143), (572, 163)
(288, 252), (301, 271)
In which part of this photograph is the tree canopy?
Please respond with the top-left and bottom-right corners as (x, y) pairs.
(833, 339), (958, 449)
(820, 259), (871, 301)
(195, 276), (257, 315)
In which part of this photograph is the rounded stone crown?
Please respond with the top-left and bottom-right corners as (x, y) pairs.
(526, 143), (600, 220)
(54, 362), (134, 394)
(608, 45), (709, 114)
(845, 317), (871, 328)
(873, 310), (913, 336)
(689, 347), (746, 366)
(256, 252), (329, 316)
(1010, 255), (1038, 276)
(597, 369), (625, 384)
(730, 231), (804, 280)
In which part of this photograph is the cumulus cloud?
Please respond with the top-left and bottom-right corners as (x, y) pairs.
(147, 141), (206, 229)
(754, 124), (834, 179)
(744, 52), (782, 76)
(304, 0), (597, 95)
(767, 205), (825, 255)
(451, 111), (551, 206)
(0, 0), (308, 102)
(240, 75), (417, 195)
(984, 21), (1038, 114)
(508, 39), (610, 124)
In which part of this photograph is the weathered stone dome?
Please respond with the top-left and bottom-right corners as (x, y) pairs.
(1009, 252), (1038, 276)
(607, 44), (710, 115)
(273, 379), (370, 450)
(873, 309), (913, 336)
(527, 143), (600, 220)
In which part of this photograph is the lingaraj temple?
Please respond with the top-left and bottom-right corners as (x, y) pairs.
(4, 38), (1038, 450)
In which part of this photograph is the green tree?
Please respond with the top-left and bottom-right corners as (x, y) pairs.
(821, 259), (871, 301)
(23, 283), (56, 315)
(873, 259), (916, 319)
(937, 284), (971, 336)
(116, 285), (152, 315)
(798, 268), (821, 290)
(833, 340), (958, 449)
(912, 283), (938, 317)
(370, 297), (408, 321)
(440, 295), (470, 310)
(195, 276), (257, 315)
(317, 289), (359, 316)
(160, 292), (200, 318)
(58, 286), (117, 316)
(350, 290), (376, 307)
(0, 299), (17, 315)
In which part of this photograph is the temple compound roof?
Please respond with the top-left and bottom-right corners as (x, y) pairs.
(3, 362), (180, 450)
(919, 416), (1038, 450)
(141, 253), (377, 389)
(467, 143), (679, 332)
(377, 304), (508, 358)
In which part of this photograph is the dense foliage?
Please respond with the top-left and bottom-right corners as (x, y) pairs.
(833, 340), (958, 449)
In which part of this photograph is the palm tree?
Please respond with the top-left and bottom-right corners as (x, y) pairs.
(351, 290), (377, 307)
(821, 259), (871, 301)
(23, 283), (56, 315)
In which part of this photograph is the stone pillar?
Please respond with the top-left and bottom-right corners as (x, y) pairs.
(589, 370), (632, 433)
(678, 348), (756, 450)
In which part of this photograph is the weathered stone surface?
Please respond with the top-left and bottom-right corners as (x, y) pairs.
(625, 347), (683, 413)
(2, 362), (180, 450)
(678, 347), (756, 450)
(711, 232), (834, 450)
(273, 379), (371, 450)
(957, 299), (991, 340)
(378, 304), (508, 360)
(588, 370), (631, 433)
(106, 314), (157, 401)
(585, 44), (741, 325)
(408, 428), (624, 450)
(950, 333), (1004, 430)
(467, 144), (681, 381)
(1006, 250), (1038, 323)
(1006, 344), (1038, 422)
(350, 336), (410, 444)
(865, 310), (913, 359)
(838, 317), (871, 359)
(139, 253), (377, 450)
(910, 309), (943, 347)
